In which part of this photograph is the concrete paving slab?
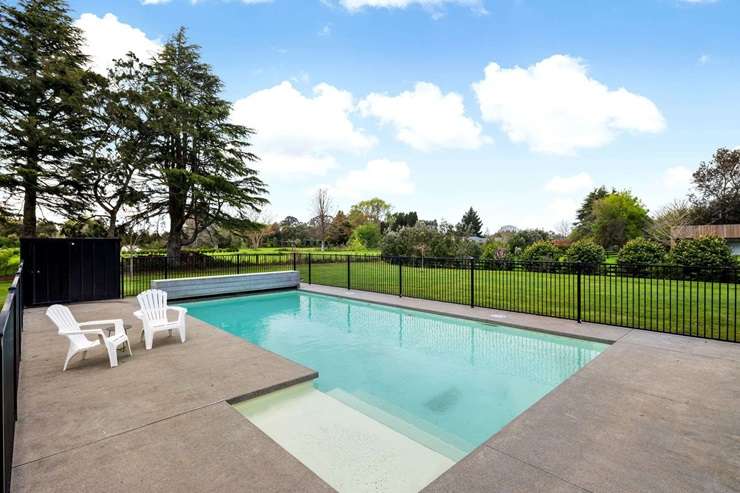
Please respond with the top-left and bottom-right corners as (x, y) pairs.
(13, 298), (325, 491)
(424, 445), (587, 493)
(12, 402), (333, 493)
(620, 329), (740, 362)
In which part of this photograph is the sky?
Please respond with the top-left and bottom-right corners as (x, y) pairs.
(60, 0), (740, 232)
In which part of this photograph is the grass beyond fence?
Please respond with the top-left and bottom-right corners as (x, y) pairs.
(122, 253), (739, 342)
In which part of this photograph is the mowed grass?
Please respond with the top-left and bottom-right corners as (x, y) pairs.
(122, 257), (738, 341)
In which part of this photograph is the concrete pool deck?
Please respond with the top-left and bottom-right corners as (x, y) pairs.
(12, 288), (740, 492)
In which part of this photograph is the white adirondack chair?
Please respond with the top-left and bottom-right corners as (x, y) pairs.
(135, 289), (187, 350)
(46, 305), (132, 371)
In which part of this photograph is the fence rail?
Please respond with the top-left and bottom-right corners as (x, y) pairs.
(0, 264), (23, 493)
(122, 253), (739, 342)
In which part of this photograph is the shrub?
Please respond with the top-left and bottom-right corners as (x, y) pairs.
(669, 236), (736, 268)
(519, 241), (561, 272)
(564, 240), (606, 267)
(617, 238), (666, 265)
(350, 222), (382, 250)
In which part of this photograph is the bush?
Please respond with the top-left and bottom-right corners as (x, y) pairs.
(617, 238), (666, 265)
(520, 240), (560, 262)
(350, 223), (382, 250)
(669, 236), (736, 268)
(564, 240), (606, 267)
(0, 248), (20, 276)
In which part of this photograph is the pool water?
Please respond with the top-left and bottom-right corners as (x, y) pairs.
(183, 291), (605, 457)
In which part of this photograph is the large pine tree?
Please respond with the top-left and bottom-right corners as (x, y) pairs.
(459, 206), (483, 236)
(142, 28), (267, 259)
(0, 0), (94, 236)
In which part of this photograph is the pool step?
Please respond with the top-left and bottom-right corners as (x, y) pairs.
(326, 388), (468, 461)
(233, 382), (455, 493)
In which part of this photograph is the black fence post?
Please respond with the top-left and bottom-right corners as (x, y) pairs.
(308, 254), (312, 284)
(164, 256), (169, 280)
(576, 263), (582, 323)
(236, 253), (241, 275)
(347, 255), (351, 290)
(399, 257), (403, 297)
(470, 257), (475, 308)
(292, 252), (297, 271)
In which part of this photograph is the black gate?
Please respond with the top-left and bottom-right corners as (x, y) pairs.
(20, 238), (121, 307)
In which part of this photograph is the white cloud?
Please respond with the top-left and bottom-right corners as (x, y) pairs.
(544, 173), (593, 194)
(141, 0), (171, 4)
(329, 159), (415, 199)
(74, 13), (161, 74)
(359, 82), (488, 151)
(473, 54), (666, 155)
(663, 166), (693, 190)
(231, 81), (375, 178)
(698, 54), (710, 65)
(338, 0), (486, 14)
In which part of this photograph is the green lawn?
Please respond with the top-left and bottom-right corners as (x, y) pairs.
(122, 257), (738, 341)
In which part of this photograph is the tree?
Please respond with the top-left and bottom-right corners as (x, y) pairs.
(649, 199), (693, 247)
(327, 210), (352, 245)
(233, 210), (275, 249)
(60, 217), (107, 238)
(387, 211), (418, 232)
(508, 229), (551, 255)
(0, 0), (95, 236)
(140, 28), (267, 259)
(85, 53), (150, 237)
(349, 222), (381, 249)
(572, 186), (612, 239)
(311, 188), (332, 251)
(591, 191), (650, 249)
(689, 148), (740, 224)
(348, 198), (392, 226)
(457, 207), (483, 237)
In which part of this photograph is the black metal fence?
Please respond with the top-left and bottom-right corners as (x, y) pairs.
(0, 264), (23, 493)
(122, 253), (739, 342)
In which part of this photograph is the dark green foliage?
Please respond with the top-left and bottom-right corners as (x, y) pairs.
(350, 222), (382, 249)
(507, 229), (551, 255)
(618, 238), (666, 265)
(590, 191), (650, 249)
(140, 28), (267, 258)
(457, 206), (483, 237)
(380, 223), (478, 258)
(84, 53), (151, 237)
(519, 240), (561, 263)
(669, 236), (736, 268)
(60, 218), (107, 238)
(565, 240), (606, 266)
(0, 0), (95, 235)
(387, 211), (418, 232)
(572, 186), (612, 238)
(327, 210), (352, 245)
(689, 148), (740, 224)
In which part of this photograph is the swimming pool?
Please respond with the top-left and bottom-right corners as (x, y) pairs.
(184, 290), (604, 450)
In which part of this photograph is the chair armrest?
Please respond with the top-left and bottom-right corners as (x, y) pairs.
(63, 328), (106, 338)
(79, 319), (125, 337)
(168, 306), (187, 322)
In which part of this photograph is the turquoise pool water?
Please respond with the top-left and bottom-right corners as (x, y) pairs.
(183, 291), (605, 455)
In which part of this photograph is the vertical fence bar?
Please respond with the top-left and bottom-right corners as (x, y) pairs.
(470, 257), (475, 308)
(347, 255), (351, 290)
(308, 253), (312, 284)
(399, 257), (403, 297)
(576, 263), (582, 323)
(292, 252), (297, 271)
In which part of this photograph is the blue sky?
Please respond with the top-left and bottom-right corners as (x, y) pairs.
(65, 0), (739, 232)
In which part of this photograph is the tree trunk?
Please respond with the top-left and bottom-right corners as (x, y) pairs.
(22, 178), (37, 237)
(107, 210), (118, 238)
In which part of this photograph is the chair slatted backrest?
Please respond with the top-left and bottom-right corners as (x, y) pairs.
(137, 289), (169, 324)
(46, 305), (92, 346)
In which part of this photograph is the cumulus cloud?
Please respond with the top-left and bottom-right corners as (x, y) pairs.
(74, 13), (161, 74)
(359, 82), (489, 151)
(231, 81), (375, 178)
(329, 159), (415, 199)
(473, 54), (666, 154)
(544, 173), (593, 194)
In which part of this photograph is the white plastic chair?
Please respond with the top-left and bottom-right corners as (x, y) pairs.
(46, 305), (132, 371)
(135, 289), (187, 350)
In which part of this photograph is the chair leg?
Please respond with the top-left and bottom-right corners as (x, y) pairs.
(144, 330), (154, 350)
(63, 345), (78, 372)
(127, 339), (133, 358)
(82, 350), (88, 360)
(178, 325), (186, 344)
(106, 343), (119, 368)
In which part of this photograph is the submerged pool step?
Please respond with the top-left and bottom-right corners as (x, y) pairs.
(233, 382), (455, 493)
(325, 388), (468, 461)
